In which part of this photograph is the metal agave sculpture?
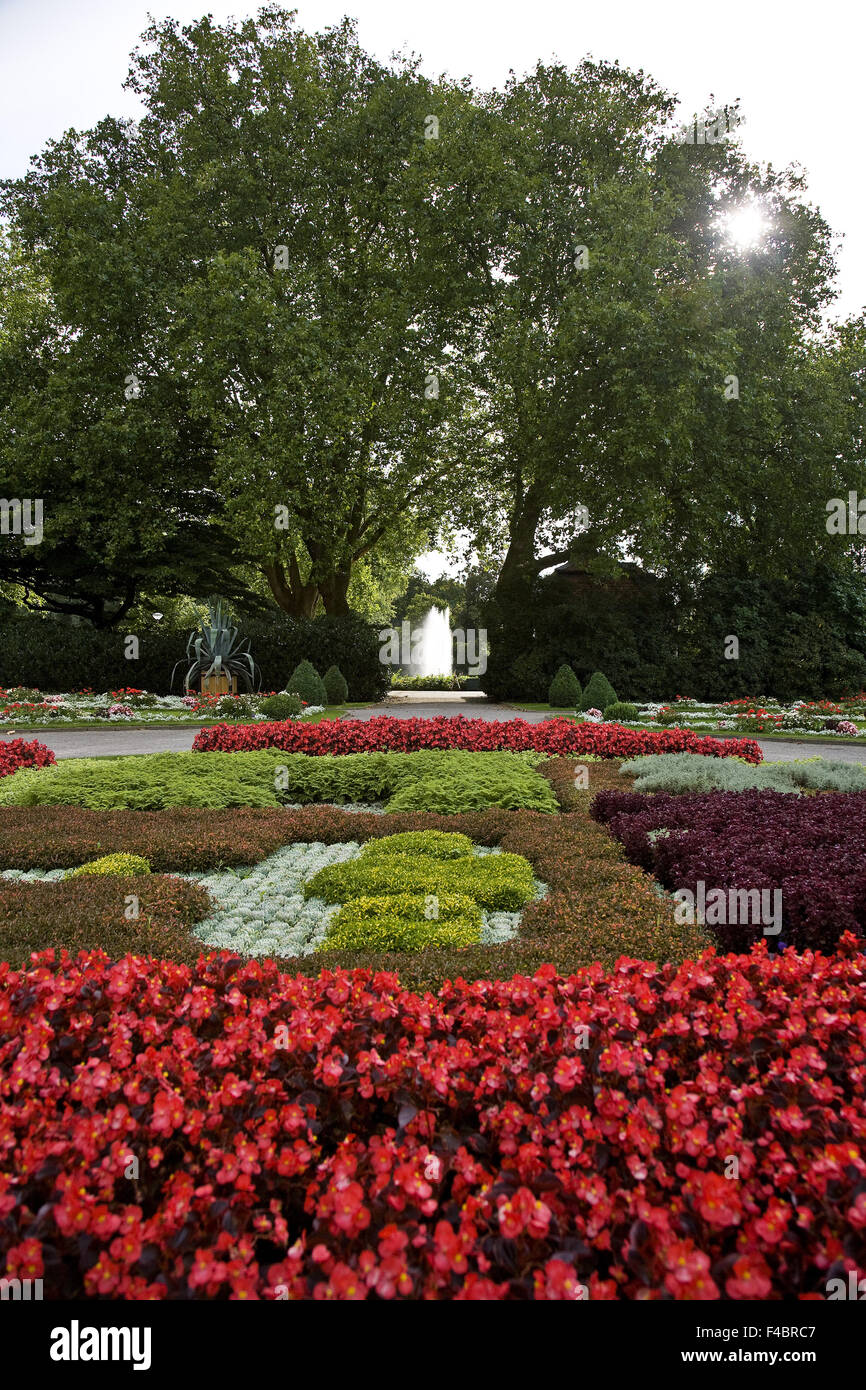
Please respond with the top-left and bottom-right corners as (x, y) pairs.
(173, 602), (260, 693)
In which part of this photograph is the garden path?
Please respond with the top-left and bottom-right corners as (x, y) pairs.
(2, 695), (863, 764)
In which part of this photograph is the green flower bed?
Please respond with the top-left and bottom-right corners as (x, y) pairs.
(0, 750), (557, 815)
(305, 847), (536, 911)
(323, 891), (482, 951)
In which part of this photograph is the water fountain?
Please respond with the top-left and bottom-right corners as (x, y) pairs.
(409, 605), (453, 679)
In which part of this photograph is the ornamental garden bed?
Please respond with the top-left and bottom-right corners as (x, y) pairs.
(0, 686), (340, 730)
(518, 695), (866, 741)
(2, 940), (865, 1300)
(1, 724), (865, 1301)
(0, 759), (709, 981)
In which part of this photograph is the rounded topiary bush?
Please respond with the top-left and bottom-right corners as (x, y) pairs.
(286, 660), (327, 706)
(604, 701), (639, 722)
(580, 671), (617, 711)
(67, 853), (151, 879)
(322, 664), (349, 705)
(259, 692), (303, 720)
(548, 664), (582, 708)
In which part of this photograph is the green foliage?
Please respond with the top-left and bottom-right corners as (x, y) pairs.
(0, 874), (212, 969)
(286, 660), (327, 706)
(0, 754), (287, 811)
(322, 892), (482, 951)
(321, 665), (348, 705)
(620, 752), (866, 794)
(175, 601), (259, 693)
(305, 849), (536, 911)
(0, 749), (557, 814)
(359, 831), (474, 860)
(0, 611), (388, 700)
(385, 768), (558, 815)
(548, 664), (581, 708)
(580, 671), (618, 711)
(66, 853), (152, 878)
(604, 702), (639, 721)
(215, 692), (260, 718)
(259, 692), (303, 719)
(389, 672), (465, 690)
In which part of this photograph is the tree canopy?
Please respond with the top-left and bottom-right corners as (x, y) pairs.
(2, 7), (864, 636)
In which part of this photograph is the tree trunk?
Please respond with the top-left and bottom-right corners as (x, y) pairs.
(262, 557), (319, 619)
(318, 570), (352, 615)
(495, 480), (547, 603)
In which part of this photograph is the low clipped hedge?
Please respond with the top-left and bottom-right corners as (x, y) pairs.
(359, 831), (474, 861)
(305, 850), (536, 911)
(323, 893), (482, 952)
(0, 749), (558, 815)
(67, 853), (152, 879)
(0, 875), (212, 969)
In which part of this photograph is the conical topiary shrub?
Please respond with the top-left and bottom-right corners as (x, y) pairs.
(322, 664), (349, 705)
(548, 664), (582, 708)
(286, 659), (327, 706)
(580, 670), (618, 711)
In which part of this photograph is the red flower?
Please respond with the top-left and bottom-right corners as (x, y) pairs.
(725, 1257), (773, 1299)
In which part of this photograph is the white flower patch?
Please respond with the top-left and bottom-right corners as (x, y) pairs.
(1, 868), (68, 883)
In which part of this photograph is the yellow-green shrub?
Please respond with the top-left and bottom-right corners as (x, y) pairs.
(359, 831), (474, 861)
(322, 898), (480, 952)
(66, 853), (152, 879)
(305, 851), (535, 910)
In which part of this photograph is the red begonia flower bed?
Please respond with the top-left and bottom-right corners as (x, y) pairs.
(192, 715), (762, 762)
(0, 737), (56, 779)
(1, 941), (863, 1300)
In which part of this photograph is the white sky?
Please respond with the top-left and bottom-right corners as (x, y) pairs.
(2, 0), (863, 580)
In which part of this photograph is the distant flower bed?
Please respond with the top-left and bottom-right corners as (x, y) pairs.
(630, 696), (866, 737)
(192, 715), (762, 763)
(0, 687), (319, 724)
(390, 673), (467, 690)
(2, 940), (865, 1299)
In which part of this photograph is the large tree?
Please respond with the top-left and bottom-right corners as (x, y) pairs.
(0, 233), (254, 625)
(3, 7), (500, 618)
(453, 62), (861, 641)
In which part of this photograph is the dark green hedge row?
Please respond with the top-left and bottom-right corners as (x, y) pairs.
(0, 610), (388, 701)
(481, 561), (866, 703)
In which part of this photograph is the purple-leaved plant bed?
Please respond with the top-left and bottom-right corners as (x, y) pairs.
(590, 788), (866, 952)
